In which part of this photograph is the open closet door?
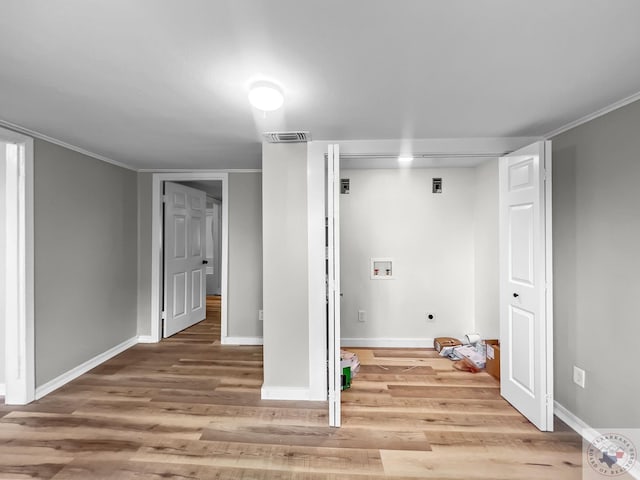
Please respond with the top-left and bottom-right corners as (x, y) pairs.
(164, 182), (207, 337)
(327, 144), (341, 427)
(499, 141), (553, 431)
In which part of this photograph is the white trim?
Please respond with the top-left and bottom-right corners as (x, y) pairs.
(0, 384), (5, 396)
(0, 119), (137, 172)
(137, 335), (157, 344)
(554, 401), (640, 480)
(139, 168), (262, 173)
(260, 385), (311, 401)
(341, 337), (435, 348)
(543, 141), (554, 430)
(2, 128), (35, 405)
(307, 142), (327, 401)
(224, 336), (263, 345)
(544, 90), (640, 139)
(35, 336), (138, 399)
(554, 401), (598, 442)
(151, 172), (229, 343)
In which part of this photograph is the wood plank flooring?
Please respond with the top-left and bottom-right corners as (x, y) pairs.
(0, 295), (584, 479)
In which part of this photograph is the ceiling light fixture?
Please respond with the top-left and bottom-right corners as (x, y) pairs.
(248, 81), (284, 112)
(398, 156), (414, 163)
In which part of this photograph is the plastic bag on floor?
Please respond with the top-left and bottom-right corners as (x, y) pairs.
(452, 344), (486, 369)
(340, 350), (360, 378)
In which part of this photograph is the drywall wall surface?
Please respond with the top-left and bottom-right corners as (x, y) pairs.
(262, 142), (309, 392)
(553, 98), (640, 428)
(339, 168), (476, 342)
(227, 172), (262, 338)
(34, 139), (138, 386)
(136, 172), (153, 337)
(0, 146), (6, 385)
(473, 158), (500, 339)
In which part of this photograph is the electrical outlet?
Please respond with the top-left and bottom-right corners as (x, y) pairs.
(258, 310), (264, 322)
(426, 313), (435, 322)
(573, 366), (585, 388)
(358, 310), (366, 322)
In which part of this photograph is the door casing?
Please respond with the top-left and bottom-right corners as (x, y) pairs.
(1, 127), (35, 405)
(150, 172), (229, 343)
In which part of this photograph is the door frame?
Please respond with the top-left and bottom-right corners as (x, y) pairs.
(150, 172), (228, 342)
(321, 141), (553, 428)
(326, 144), (341, 427)
(1, 127), (35, 404)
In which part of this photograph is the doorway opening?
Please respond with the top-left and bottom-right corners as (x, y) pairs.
(325, 142), (553, 431)
(163, 180), (223, 340)
(150, 173), (228, 343)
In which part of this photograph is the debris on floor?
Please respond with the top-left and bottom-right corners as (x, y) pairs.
(434, 336), (462, 352)
(436, 335), (488, 374)
(340, 350), (360, 390)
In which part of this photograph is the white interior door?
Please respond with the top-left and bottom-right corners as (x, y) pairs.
(499, 141), (553, 431)
(327, 144), (341, 427)
(164, 182), (207, 337)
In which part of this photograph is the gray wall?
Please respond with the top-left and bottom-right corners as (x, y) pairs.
(262, 143), (309, 391)
(0, 146), (5, 385)
(228, 172), (263, 338)
(553, 99), (640, 428)
(473, 158), (499, 339)
(34, 139), (138, 387)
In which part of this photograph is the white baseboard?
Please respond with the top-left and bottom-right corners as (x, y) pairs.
(554, 401), (599, 442)
(35, 336), (138, 399)
(341, 337), (434, 348)
(261, 385), (311, 401)
(0, 384), (5, 396)
(223, 336), (263, 346)
(137, 335), (157, 343)
(555, 401), (640, 480)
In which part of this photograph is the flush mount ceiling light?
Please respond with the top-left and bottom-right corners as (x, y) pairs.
(398, 156), (414, 163)
(248, 81), (284, 112)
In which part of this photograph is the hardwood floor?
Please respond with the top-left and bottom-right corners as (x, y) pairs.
(0, 296), (583, 479)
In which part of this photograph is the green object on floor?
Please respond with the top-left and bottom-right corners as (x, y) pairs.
(341, 366), (351, 390)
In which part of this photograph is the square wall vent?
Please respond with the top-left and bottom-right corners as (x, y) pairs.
(263, 131), (311, 143)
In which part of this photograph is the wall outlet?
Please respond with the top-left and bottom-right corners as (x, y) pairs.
(358, 310), (366, 322)
(426, 313), (436, 322)
(258, 309), (264, 322)
(573, 365), (585, 388)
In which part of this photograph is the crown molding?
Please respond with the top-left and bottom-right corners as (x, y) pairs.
(138, 168), (262, 173)
(0, 119), (138, 171)
(544, 90), (640, 139)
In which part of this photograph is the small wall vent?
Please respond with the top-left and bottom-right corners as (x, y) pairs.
(263, 131), (311, 143)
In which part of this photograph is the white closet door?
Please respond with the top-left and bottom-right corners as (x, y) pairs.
(499, 141), (553, 431)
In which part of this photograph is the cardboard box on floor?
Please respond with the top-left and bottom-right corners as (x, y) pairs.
(485, 339), (500, 380)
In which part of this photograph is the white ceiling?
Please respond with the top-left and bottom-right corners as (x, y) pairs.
(1, 0), (639, 170)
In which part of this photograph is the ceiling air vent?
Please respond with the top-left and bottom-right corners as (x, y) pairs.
(263, 131), (311, 143)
